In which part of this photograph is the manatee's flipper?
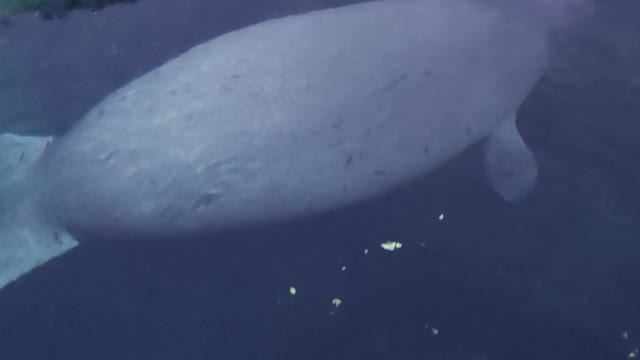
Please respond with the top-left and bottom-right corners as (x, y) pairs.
(0, 133), (78, 290)
(0, 223), (78, 289)
(483, 114), (538, 202)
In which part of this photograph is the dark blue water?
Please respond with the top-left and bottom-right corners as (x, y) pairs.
(0, 1), (639, 359)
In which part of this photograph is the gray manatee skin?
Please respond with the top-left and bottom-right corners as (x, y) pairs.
(0, 0), (556, 289)
(35, 0), (548, 236)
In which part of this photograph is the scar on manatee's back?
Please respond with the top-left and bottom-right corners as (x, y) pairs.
(99, 149), (120, 164)
(332, 117), (345, 131)
(52, 231), (62, 245)
(377, 73), (408, 94)
(344, 154), (353, 169)
(194, 192), (219, 209)
(422, 70), (438, 79)
(371, 70), (437, 97)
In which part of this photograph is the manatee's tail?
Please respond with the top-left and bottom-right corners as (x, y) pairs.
(0, 133), (78, 290)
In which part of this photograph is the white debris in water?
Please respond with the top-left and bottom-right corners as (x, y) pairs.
(380, 241), (403, 251)
(438, 213), (444, 221)
(341, 265), (347, 271)
(622, 331), (629, 340)
(289, 286), (297, 295)
(364, 248), (369, 255)
(424, 324), (439, 335)
(332, 298), (342, 308)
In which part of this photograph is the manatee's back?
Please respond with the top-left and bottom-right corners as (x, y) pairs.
(35, 0), (550, 236)
(1, 0), (555, 290)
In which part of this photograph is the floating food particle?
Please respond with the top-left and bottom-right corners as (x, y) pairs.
(332, 298), (342, 308)
(364, 248), (369, 255)
(341, 266), (347, 271)
(438, 213), (444, 221)
(289, 286), (297, 295)
(380, 241), (403, 251)
(623, 331), (629, 340)
(431, 327), (439, 335)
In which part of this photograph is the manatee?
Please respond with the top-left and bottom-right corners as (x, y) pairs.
(0, 0), (586, 289)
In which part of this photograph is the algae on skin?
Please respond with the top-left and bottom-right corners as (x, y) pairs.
(0, 0), (138, 18)
(0, 0), (43, 14)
